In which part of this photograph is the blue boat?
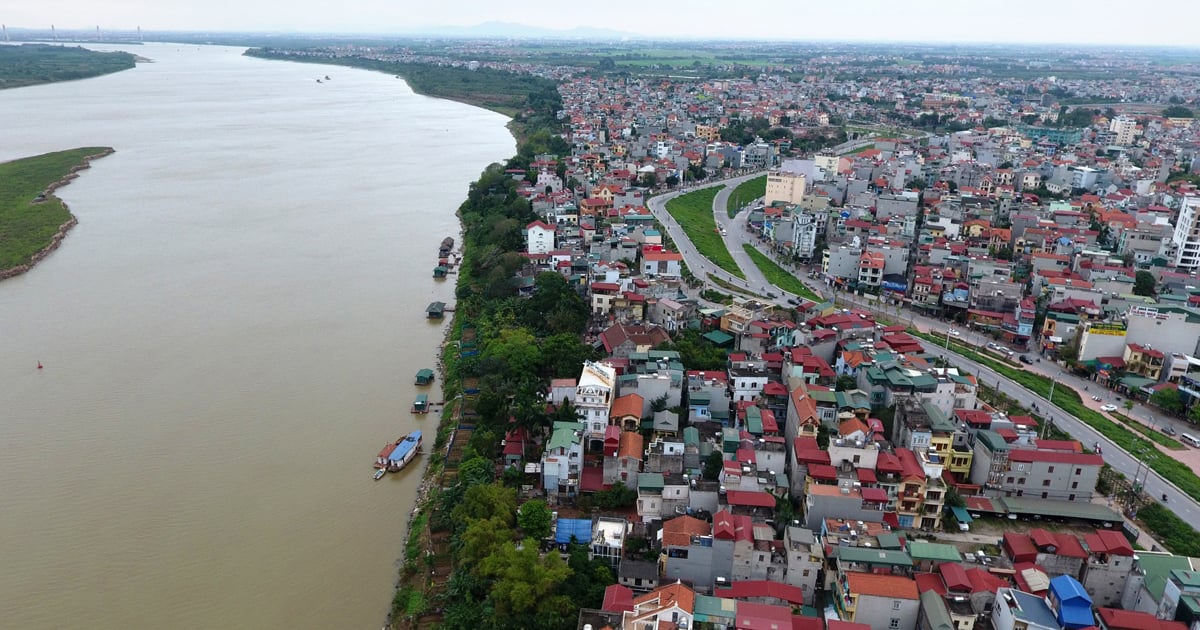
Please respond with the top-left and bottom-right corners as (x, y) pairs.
(384, 430), (422, 472)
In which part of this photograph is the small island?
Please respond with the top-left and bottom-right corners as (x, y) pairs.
(0, 147), (114, 279)
(0, 44), (137, 90)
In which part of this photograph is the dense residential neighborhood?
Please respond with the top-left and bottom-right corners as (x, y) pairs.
(318, 40), (1200, 630)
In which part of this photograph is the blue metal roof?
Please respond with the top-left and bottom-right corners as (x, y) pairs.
(1049, 575), (1093, 629)
(555, 518), (593, 544)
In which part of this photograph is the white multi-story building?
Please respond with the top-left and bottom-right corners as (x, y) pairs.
(1172, 195), (1200, 271)
(765, 170), (807, 206)
(1110, 116), (1138, 146)
(575, 361), (616, 452)
(791, 212), (819, 259)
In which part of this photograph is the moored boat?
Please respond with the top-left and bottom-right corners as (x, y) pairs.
(412, 393), (429, 413)
(414, 368), (435, 386)
(384, 430), (422, 472)
(373, 468), (386, 481)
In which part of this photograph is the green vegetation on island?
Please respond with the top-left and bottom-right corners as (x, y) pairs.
(0, 44), (136, 90)
(243, 48), (559, 119)
(665, 186), (744, 279)
(0, 148), (113, 273)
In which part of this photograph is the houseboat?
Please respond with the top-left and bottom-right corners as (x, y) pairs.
(433, 265), (448, 279)
(373, 430), (423, 474)
(426, 302), (446, 319)
(412, 393), (429, 414)
(414, 368), (435, 386)
(438, 236), (455, 258)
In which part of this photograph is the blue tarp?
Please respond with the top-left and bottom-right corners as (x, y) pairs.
(555, 518), (593, 545)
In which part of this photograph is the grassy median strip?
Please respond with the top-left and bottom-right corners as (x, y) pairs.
(1110, 411), (1185, 450)
(911, 330), (1200, 502)
(726, 175), (766, 218)
(666, 187), (744, 279)
(741, 245), (823, 302)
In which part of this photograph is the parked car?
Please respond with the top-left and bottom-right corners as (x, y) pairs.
(1100, 404), (1118, 412)
(1092, 395), (1102, 401)
(1163, 425), (1178, 436)
(1019, 355), (1033, 364)
(787, 298), (800, 306)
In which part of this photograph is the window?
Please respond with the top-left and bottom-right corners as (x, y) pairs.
(1076, 468), (1082, 475)
(1069, 494), (1076, 501)
(1041, 492), (1048, 499)
(1071, 481), (1078, 490)
(803, 570), (810, 577)
(1047, 466), (1055, 473)
(1042, 479), (1051, 487)
(893, 600), (902, 610)
(889, 619), (901, 629)
(1007, 476), (1015, 484)
(1017, 478), (1025, 485)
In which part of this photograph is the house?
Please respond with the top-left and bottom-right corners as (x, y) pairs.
(541, 421), (583, 496)
(641, 249), (684, 278)
(833, 572), (920, 630)
(998, 447), (1102, 503)
(599, 323), (672, 359)
(575, 361), (617, 452)
(1081, 529), (1135, 608)
(992, 588), (1061, 630)
(661, 515), (733, 592)
(1120, 552), (1192, 614)
(1095, 607), (1187, 630)
(620, 581), (696, 630)
(618, 559), (660, 594)
(526, 220), (556, 254)
(1047, 575), (1093, 629)
(783, 524), (822, 604)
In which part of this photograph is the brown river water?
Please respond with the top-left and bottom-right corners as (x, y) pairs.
(0, 43), (514, 628)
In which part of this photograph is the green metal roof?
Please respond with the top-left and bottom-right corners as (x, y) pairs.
(999, 497), (1122, 521)
(835, 546), (913, 567)
(702, 330), (735, 346)
(1135, 553), (1192, 601)
(745, 406), (763, 435)
(877, 532), (903, 550)
(907, 541), (963, 563)
(637, 473), (664, 492)
(920, 591), (954, 630)
(693, 594), (737, 621)
(683, 426), (700, 445)
(975, 430), (1009, 452)
(546, 421), (582, 451)
(1170, 569), (1200, 589)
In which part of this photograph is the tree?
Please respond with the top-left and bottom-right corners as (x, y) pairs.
(453, 482), (518, 525)
(1133, 270), (1156, 297)
(1163, 105), (1194, 119)
(593, 482), (638, 510)
(477, 538), (574, 623)
(1151, 388), (1185, 415)
(459, 516), (515, 568)
(835, 375), (858, 391)
(459, 455), (496, 488)
(702, 451), (723, 481)
(1123, 399), (1135, 412)
(517, 499), (553, 540)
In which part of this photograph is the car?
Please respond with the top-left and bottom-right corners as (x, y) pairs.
(1163, 425), (1178, 436)
(1100, 404), (1118, 412)
(1092, 395), (1102, 401)
(787, 298), (800, 306)
(947, 329), (960, 336)
(1019, 355), (1033, 364)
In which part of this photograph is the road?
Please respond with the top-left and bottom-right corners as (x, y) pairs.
(833, 290), (1200, 525)
(648, 166), (1200, 526)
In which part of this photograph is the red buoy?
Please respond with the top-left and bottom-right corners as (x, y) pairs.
(37, 361), (43, 369)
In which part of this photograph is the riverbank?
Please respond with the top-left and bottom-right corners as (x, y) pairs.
(0, 45), (136, 90)
(0, 147), (114, 280)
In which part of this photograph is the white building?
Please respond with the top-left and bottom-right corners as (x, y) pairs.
(1172, 195), (1200, 271)
(575, 361), (617, 452)
(765, 170), (807, 206)
(1110, 116), (1138, 146)
(791, 212), (819, 259)
(526, 220), (556, 255)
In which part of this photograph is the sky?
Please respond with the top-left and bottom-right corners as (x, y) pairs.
(9, 0), (1200, 47)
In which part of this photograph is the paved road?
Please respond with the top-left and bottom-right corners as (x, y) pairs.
(833, 290), (1200, 525)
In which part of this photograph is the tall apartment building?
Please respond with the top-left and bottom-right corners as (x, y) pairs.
(1172, 195), (1200, 271)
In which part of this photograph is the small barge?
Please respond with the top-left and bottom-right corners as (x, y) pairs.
(412, 393), (429, 414)
(415, 368), (435, 386)
(374, 430), (423, 475)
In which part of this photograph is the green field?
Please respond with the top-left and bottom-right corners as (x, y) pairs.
(0, 148), (111, 271)
(0, 44), (136, 90)
(726, 175), (766, 218)
(665, 187), (743, 279)
(741, 245), (822, 302)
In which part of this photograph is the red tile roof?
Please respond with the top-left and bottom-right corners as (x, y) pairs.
(845, 572), (919, 599)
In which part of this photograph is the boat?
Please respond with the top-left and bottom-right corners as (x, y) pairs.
(382, 430), (423, 472)
(412, 393), (429, 414)
(414, 368), (435, 386)
(373, 468), (386, 481)
(324, 75), (331, 80)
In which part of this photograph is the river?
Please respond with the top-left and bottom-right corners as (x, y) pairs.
(0, 43), (514, 628)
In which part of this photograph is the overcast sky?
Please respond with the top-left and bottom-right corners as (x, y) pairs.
(10, 0), (1199, 47)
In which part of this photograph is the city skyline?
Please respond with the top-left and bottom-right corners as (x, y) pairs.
(8, 0), (1200, 47)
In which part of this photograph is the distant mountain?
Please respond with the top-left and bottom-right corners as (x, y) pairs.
(410, 21), (640, 40)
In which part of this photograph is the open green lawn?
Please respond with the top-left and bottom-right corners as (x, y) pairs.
(1111, 411), (1185, 450)
(726, 175), (766, 218)
(665, 187), (743, 279)
(0, 148), (111, 270)
(741, 245), (822, 302)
